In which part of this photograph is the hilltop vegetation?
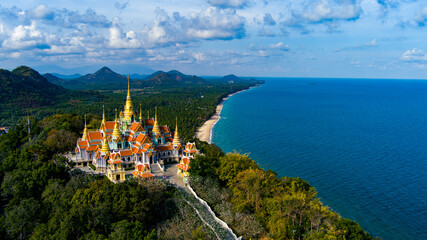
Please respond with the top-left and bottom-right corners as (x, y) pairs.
(0, 116), (219, 240)
(0, 66), (262, 141)
(189, 142), (378, 240)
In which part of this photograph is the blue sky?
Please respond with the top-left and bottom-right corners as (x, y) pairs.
(1, 0), (427, 78)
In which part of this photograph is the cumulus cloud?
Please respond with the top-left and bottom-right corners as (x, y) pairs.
(115, 1), (130, 10)
(109, 26), (141, 48)
(263, 13), (276, 25)
(401, 48), (427, 62)
(249, 41), (290, 57)
(142, 7), (245, 46)
(415, 6), (427, 27)
(207, 0), (250, 9)
(2, 21), (49, 50)
(281, 0), (362, 33)
(26, 5), (111, 28)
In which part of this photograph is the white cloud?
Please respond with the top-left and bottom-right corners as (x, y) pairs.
(2, 21), (47, 50)
(365, 38), (377, 47)
(401, 48), (427, 62)
(207, 0), (250, 9)
(109, 26), (141, 48)
(141, 7), (245, 46)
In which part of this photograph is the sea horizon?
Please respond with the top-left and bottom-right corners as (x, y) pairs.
(212, 77), (427, 240)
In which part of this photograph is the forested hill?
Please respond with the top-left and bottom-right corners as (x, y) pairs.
(0, 66), (67, 108)
(76, 66), (127, 84)
(134, 70), (205, 88)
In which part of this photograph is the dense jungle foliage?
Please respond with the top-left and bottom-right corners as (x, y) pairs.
(189, 141), (379, 240)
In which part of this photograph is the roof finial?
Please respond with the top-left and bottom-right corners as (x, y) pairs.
(127, 75), (130, 98)
(82, 114), (88, 140)
(102, 105), (105, 124)
(152, 107), (160, 134)
(139, 103), (142, 122)
(173, 117), (180, 146)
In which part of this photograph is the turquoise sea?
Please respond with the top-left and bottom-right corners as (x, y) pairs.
(212, 78), (427, 240)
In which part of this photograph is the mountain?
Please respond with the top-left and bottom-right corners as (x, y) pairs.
(76, 66), (127, 84)
(222, 74), (241, 81)
(0, 66), (67, 108)
(136, 70), (205, 87)
(34, 64), (155, 76)
(51, 73), (82, 79)
(44, 73), (66, 85)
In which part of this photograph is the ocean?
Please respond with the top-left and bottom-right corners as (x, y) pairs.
(212, 78), (427, 240)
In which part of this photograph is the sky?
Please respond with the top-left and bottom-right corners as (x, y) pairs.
(1, 0), (427, 78)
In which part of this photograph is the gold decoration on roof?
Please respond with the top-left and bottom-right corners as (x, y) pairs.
(123, 75), (134, 120)
(152, 106), (160, 134)
(101, 105), (105, 125)
(100, 135), (110, 153)
(173, 117), (181, 146)
(139, 103), (143, 122)
(112, 109), (121, 138)
(82, 114), (88, 140)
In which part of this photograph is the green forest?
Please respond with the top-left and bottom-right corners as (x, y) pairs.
(0, 66), (377, 239)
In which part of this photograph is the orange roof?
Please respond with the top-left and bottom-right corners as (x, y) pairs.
(157, 145), (173, 151)
(132, 171), (154, 178)
(177, 164), (190, 171)
(88, 131), (102, 141)
(104, 121), (116, 130)
(161, 126), (169, 133)
(141, 144), (151, 152)
(184, 149), (197, 153)
(108, 159), (123, 164)
(182, 157), (190, 165)
(136, 163), (150, 172)
(145, 118), (154, 126)
(87, 145), (98, 151)
(130, 122), (145, 132)
(120, 149), (133, 156)
(78, 140), (88, 146)
(135, 134), (146, 143)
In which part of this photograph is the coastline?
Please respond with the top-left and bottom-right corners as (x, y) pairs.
(195, 87), (256, 143)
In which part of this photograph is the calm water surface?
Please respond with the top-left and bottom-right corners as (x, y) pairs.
(212, 78), (427, 240)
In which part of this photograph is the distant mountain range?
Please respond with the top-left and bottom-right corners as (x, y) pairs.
(33, 64), (156, 76)
(0, 66), (67, 108)
(43, 67), (207, 90)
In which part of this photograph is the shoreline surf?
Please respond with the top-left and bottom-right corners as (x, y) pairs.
(195, 87), (256, 143)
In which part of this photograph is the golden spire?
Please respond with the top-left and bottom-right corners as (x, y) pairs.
(82, 114), (88, 140)
(147, 110), (149, 119)
(123, 75), (133, 120)
(173, 117), (180, 146)
(152, 107), (160, 134)
(139, 103), (142, 122)
(127, 75), (130, 99)
(112, 109), (121, 138)
(101, 105), (106, 129)
(100, 135), (110, 153)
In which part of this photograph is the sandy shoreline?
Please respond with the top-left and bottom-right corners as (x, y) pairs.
(195, 87), (256, 143)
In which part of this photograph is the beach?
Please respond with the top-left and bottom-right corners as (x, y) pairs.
(195, 88), (254, 143)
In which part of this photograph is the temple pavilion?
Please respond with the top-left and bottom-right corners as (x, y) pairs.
(74, 77), (197, 183)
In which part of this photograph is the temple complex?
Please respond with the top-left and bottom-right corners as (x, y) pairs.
(73, 77), (197, 183)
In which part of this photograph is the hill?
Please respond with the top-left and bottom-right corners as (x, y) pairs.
(222, 74), (241, 81)
(76, 66), (127, 84)
(134, 70), (205, 88)
(0, 66), (67, 108)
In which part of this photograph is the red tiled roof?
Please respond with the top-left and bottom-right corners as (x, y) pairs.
(105, 121), (116, 130)
(88, 131), (102, 141)
(157, 145), (173, 151)
(130, 122), (144, 132)
(86, 145), (98, 151)
(177, 164), (190, 171)
(182, 157), (190, 165)
(120, 149), (133, 156)
(160, 125), (169, 133)
(184, 149), (197, 153)
(145, 118), (154, 126)
(108, 159), (123, 164)
(78, 140), (88, 146)
(135, 134), (146, 143)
